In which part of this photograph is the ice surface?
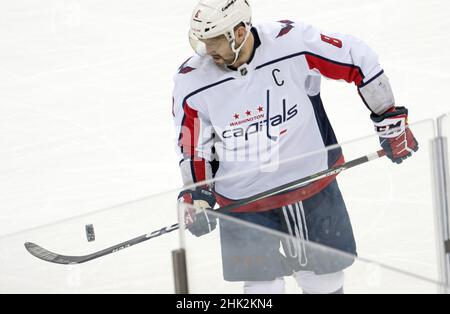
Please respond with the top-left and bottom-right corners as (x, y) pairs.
(1, 0), (450, 293)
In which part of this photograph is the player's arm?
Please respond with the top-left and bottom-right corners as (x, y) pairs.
(172, 83), (217, 236)
(300, 23), (418, 163)
(173, 99), (214, 187)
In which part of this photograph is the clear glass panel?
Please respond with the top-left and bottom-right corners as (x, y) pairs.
(182, 119), (447, 293)
(1, 120), (445, 293)
(0, 191), (180, 293)
(336, 120), (437, 280)
(184, 211), (444, 294)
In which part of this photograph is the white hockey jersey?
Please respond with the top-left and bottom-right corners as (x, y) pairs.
(172, 20), (394, 211)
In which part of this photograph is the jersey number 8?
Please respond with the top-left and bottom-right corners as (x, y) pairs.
(321, 34), (343, 48)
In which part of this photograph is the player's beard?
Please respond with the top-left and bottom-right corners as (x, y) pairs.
(212, 54), (233, 67)
(211, 48), (240, 67)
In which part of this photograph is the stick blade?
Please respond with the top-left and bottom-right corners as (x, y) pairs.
(24, 242), (85, 265)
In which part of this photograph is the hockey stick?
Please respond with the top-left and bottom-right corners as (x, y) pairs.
(25, 149), (385, 265)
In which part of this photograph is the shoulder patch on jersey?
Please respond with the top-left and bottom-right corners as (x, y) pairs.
(276, 20), (295, 38)
(178, 57), (196, 74)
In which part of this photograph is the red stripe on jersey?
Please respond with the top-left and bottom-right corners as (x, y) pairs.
(214, 154), (345, 213)
(193, 159), (206, 183)
(180, 102), (207, 184)
(180, 102), (201, 158)
(305, 54), (364, 86)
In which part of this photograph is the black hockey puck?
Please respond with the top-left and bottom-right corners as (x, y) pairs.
(85, 224), (95, 242)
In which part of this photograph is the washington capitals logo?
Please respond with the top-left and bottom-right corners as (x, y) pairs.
(223, 90), (298, 141)
(276, 20), (295, 38)
(178, 57), (196, 74)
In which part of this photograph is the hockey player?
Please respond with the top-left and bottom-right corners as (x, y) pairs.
(174, 0), (418, 294)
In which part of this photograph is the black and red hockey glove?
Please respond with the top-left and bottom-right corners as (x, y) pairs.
(178, 187), (217, 237)
(371, 106), (419, 164)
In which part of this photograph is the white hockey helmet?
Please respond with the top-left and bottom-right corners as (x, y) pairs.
(189, 0), (252, 65)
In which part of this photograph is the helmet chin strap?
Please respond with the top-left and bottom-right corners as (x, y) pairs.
(226, 28), (251, 66)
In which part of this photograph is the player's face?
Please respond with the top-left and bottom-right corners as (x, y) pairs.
(202, 35), (235, 66)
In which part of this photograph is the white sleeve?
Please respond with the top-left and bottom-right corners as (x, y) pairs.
(299, 22), (395, 114)
(172, 78), (214, 186)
